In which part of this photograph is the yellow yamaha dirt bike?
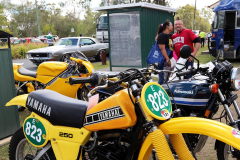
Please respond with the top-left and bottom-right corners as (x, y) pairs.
(13, 51), (94, 111)
(6, 66), (240, 160)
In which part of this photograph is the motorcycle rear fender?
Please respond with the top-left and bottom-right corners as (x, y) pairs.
(138, 117), (240, 160)
(6, 94), (28, 108)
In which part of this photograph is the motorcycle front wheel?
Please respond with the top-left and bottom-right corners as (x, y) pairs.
(216, 141), (240, 160)
(9, 127), (56, 160)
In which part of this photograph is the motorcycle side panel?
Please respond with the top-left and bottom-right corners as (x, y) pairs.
(162, 80), (211, 109)
(37, 62), (68, 77)
(84, 89), (137, 131)
(35, 75), (55, 84)
(24, 113), (91, 160)
(45, 77), (82, 98)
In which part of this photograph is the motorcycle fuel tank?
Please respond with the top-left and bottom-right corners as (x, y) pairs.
(161, 80), (211, 109)
(84, 89), (137, 131)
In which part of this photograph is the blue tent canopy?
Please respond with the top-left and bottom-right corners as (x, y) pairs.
(213, 0), (240, 12)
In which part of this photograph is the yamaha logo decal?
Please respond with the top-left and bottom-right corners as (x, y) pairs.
(84, 106), (125, 126)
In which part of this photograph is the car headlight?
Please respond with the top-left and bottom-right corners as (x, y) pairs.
(231, 68), (240, 91)
(26, 53), (31, 58)
(48, 53), (53, 58)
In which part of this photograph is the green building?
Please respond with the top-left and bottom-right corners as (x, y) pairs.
(94, 2), (177, 70)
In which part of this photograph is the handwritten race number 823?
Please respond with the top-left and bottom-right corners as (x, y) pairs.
(144, 84), (172, 119)
(24, 118), (46, 146)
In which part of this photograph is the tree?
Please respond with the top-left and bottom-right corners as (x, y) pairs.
(174, 4), (212, 32)
(0, 2), (12, 34)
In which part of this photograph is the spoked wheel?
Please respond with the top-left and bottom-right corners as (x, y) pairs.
(217, 141), (240, 160)
(61, 54), (70, 63)
(9, 127), (56, 160)
(77, 86), (90, 101)
(16, 87), (26, 111)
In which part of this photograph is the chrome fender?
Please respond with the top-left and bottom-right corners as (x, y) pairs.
(138, 117), (240, 160)
(6, 94), (28, 108)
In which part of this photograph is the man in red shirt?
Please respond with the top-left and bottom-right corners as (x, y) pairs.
(171, 17), (200, 78)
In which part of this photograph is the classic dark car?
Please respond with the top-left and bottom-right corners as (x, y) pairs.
(26, 37), (109, 65)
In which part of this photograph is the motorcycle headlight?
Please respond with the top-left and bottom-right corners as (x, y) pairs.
(231, 68), (240, 91)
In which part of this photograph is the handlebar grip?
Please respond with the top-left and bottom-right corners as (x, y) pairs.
(69, 77), (92, 85)
(176, 69), (198, 77)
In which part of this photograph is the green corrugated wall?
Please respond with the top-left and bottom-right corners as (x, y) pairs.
(107, 6), (175, 69)
(0, 48), (20, 139)
(140, 7), (174, 67)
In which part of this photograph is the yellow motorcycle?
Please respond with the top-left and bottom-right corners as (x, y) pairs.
(13, 51), (94, 111)
(6, 63), (240, 159)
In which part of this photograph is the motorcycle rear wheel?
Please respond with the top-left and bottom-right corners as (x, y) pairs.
(9, 127), (56, 160)
(217, 141), (240, 160)
(16, 87), (26, 111)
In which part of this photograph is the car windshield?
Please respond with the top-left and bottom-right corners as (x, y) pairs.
(55, 38), (78, 46)
(71, 51), (89, 62)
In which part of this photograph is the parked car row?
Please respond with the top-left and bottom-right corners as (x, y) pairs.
(26, 37), (109, 65)
(13, 38), (43, 45)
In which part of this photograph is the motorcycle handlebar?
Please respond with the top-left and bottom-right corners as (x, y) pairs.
(69, 73), (99, 85)
(176, 69), (198, 77)
(107, 74), (119, 78)
(107, 80), (122, 87)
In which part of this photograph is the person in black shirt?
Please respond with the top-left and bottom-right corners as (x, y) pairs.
(155, 20), (173, 84)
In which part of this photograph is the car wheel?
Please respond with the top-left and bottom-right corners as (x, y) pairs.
(96, 50), (104, 61)
(61, 54), (70, 63)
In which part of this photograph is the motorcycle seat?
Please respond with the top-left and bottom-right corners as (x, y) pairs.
(26, 89), (88, 128)
(18, 67), (37, 78)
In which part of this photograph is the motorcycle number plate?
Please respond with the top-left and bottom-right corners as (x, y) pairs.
(23, 118), (47, 146)
(141, 82), (172, 120)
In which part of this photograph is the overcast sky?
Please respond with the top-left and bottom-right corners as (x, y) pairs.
(7, 0), (219, 19)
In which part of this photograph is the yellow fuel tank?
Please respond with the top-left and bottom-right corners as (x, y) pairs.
(84, 89), (137, 131)
(37, 62), (68, 77)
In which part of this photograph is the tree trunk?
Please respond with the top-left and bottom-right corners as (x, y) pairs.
(163, 0), (165, 5)
(148, 0), (150, 3)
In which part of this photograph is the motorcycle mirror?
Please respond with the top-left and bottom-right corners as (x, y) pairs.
(180, 45), (191, 59)
(216, 39), (223, 62)
(218, 39), (223, 50)
(154, 62), (159, 69)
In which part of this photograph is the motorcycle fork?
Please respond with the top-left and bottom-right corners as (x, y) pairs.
(131, 83), (194, 160)
(217, 89), (238, 127)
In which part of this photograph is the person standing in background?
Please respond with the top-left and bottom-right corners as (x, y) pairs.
(171, 17), (200, 78)
(155, 20), (174, 84)
(199, 30), (206, 48)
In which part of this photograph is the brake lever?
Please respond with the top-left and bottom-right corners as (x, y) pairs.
(87, 83), (108, 98)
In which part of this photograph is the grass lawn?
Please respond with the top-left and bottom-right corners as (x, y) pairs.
(92, 61), (109, 70)
(195, 45), (240, 68)
(195, 45), (215, 64)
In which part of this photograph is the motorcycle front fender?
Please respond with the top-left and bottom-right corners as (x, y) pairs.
(138, 117), (240, 160)
(5, 94), (28, 108)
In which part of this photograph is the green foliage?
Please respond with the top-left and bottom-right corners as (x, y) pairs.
(10, 43), (48, 59)
(42, 24), (57, 35)
(6, 0), (171, 38)
(175, 4), (213, 32)
(0, 2), (12, 34)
